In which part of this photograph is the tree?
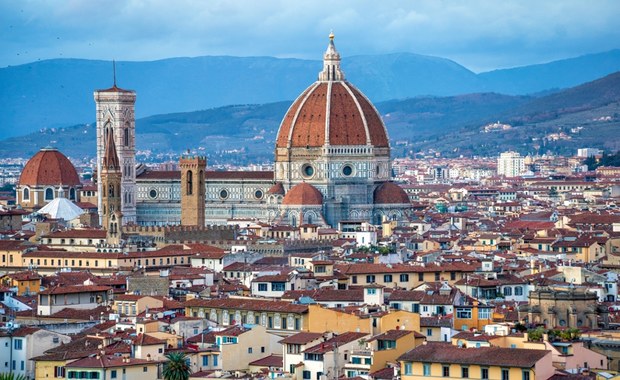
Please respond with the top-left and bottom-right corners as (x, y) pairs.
(0, 373), (29, 380)
(527, 326), (545, 341)
(162, 352), (191, 380)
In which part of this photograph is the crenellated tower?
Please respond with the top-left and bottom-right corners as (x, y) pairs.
(180, 155), (207, 226)
(94, 70), (137, 225)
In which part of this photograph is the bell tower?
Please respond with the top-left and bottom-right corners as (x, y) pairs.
(94, 64), (137, 225)
(101, 129), (123, 245)
(180, 155), (206, 226)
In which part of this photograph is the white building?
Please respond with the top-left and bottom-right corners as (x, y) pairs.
(0, 325), (71, 378)
(577, 148), (601, 158)
(497, 151), (525, 177)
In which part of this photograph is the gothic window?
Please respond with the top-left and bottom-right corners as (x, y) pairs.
(104, 123), (112, 146)
(124, 127), (129, 147)
(69, 188), (76, 200)
(186, 170), (193, 195)
(45, 188), (54, 201)
(23, 188), (30, 201)
(109, 184), (115, 197)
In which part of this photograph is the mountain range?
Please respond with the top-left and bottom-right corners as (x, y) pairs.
(2, 49), (620, 139)
(1, 71), (619, 162)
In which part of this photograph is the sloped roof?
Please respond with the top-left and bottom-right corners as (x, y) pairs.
(38, 197), (84, 221)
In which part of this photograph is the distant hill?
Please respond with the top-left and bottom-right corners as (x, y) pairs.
(2, 70), (619, 161)
(2, 49), (620, 138)
(479, 49), (620, 95)
(413, 71), (620, 156)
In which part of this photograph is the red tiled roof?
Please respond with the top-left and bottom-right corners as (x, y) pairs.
(249, 354), (283, 367)
(398, 342), (549, 367)
(205, 171), (273, 180)
(184, 297), (308, 314)
(276, 82), (388, 148)
(137, 170), (180, 180)
(374, 182), (410, 204)
(278, 332), (323, 345)
(0, 240), (30, 251)
(40, 285), (111, 295)
(282, 183), (323, 205)
(133, 333), (165, 346)
(367, 329), (416, 342)
(268, 182), (285, 195)
(19, 148), (81, 186)
(304, 332), (368, 354)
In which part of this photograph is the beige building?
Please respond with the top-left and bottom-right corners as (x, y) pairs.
(520, 286), (609, 329)
(215, 324), (282, 371)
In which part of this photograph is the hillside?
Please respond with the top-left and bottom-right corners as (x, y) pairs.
(479, 49), (620, 95)
(413, 72), (620, 156)
(3, 70), (619, 162)
(2, 49), (620, 138)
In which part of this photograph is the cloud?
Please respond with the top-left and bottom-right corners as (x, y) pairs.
(1, 0), (619, 71)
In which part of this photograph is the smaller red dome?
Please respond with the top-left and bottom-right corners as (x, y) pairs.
(282, 183), (323, 206)
(267, 182), (285, 195)
(374, 182), (410, 204)
(19, 148), (81, 187)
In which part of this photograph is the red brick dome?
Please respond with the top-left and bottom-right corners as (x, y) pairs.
(282, 183), (323, 206)
(374, 182), (410, 204)
(276, 81), (389, 149)
(19, 148), (81, 187)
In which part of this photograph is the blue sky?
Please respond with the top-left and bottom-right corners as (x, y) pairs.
(2, 0), (619, 72)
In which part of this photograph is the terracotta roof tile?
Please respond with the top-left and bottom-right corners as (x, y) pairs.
(248, 354), (283, 367)
(374, 182), (410, 204)
(398, 342), (549, 368)
(276, 81), (389, 148)
(282, 183), (323, 205)
(279, 332), (324, 344)
(19, 148), (81, 186)
(184, 297), (308, 314)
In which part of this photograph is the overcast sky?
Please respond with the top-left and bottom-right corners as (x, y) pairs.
(2, 0), (619, 72)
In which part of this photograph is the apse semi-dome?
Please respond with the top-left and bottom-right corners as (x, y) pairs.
(373, 182), (410, 204)
(19, 147), (81, 186)
(282, 183), (323, 205)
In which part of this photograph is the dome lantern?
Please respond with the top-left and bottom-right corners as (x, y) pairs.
(318, 31), (345, 82)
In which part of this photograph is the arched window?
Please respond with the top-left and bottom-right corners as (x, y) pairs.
(186, 170), (193, 195)
(69, 188), (76, 200)
(504, 287), (512, 296)
(108, 184), (115, 197)
(23, 188), (30, 201)
(199, 170), (204, 196)
(45, 188), (54, 201)
(515, 286), (523, 296)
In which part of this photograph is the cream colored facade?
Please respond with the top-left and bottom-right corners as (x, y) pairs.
(216, 325), (282, 371)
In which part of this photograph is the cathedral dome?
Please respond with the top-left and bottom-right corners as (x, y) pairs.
(19, 147), (81, 187)
(373, 182), (410, 204)
(275, 35), (389, 149)
(282, 183), (323, 205)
